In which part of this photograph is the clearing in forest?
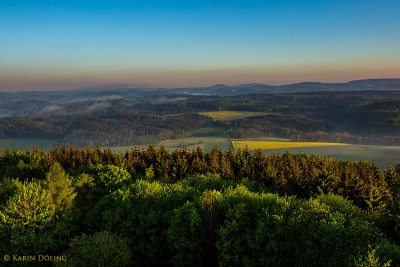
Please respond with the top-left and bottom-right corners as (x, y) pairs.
(232, 140), (349, 150)
(198, 111), (271, 121)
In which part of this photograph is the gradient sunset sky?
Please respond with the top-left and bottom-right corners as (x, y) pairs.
(1, 0), (399, 91)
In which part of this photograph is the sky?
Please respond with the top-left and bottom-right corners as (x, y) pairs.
(1, 0), (400, 91)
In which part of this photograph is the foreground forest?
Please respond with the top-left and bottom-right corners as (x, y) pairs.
(1, 145), (400, 266)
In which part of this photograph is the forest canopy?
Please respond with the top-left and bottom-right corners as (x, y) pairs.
(1, 145), (400, 266)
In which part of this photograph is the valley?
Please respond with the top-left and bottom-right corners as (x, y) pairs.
(2, 79), (400, 168)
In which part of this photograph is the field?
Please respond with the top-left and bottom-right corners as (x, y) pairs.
(104, 144), (150, 153)
(109, 137), (290, 153)
(1, 137), (396, 169)
(232, 140), (349, 150)
(230, 139), (400, 168)
(259, 144), (400, 169)
(2, 136), (396, 169)
(178, 127), (226, 138)
(0, 138), (58, 152)
(108, 137), (230, 153)
(198, 111), (273, 120)
(158, 137), (231, 151)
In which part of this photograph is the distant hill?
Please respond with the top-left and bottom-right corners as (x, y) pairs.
(275, 79), (400, 94)
(1, 78), (400, 117)
(1, 78), (400, 99)
(174, 78), (400, 96)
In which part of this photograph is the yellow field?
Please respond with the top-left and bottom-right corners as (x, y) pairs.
(174, 97), (187, 101)
(198, 111), (268, 121)
(232, 140), (349, 150)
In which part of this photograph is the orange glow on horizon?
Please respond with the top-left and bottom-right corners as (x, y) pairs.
(0, 62), (399, 91)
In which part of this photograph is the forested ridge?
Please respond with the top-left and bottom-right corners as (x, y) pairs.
(4, 90), (400, 146)
(1, 145), (400, 266)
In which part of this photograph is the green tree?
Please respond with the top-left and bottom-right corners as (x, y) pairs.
(41, 162), (76, 214)
(59, 231), (132, 267)
(355, 247), (391, 267)
(0, 180), (70, 256)
(168, 201), (205, 266)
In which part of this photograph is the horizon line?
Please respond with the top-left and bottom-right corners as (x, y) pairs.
(1, 77), (400, 93)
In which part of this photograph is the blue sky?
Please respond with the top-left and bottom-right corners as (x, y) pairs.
(1, 0), (399, 91)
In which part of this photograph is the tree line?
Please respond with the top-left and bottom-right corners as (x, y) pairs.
(1, 145), (400, 266)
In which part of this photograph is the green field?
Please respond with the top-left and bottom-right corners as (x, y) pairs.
(259, 144), (400, 169)
(232, 136), (291, 142)
(178, 127), (226, 138)
(198, 111), (274, 121)
(104, 144), (150, 153)
(159, 137), (230, 151)
(2, 136), (397, 169)
(0, 138), (58, 152)
(107, 136), (400, 168)
(3, 133), (386, 169)
(108, 137), (230, 153)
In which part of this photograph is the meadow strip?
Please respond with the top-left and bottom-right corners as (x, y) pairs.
(232, 140), (349, 150)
